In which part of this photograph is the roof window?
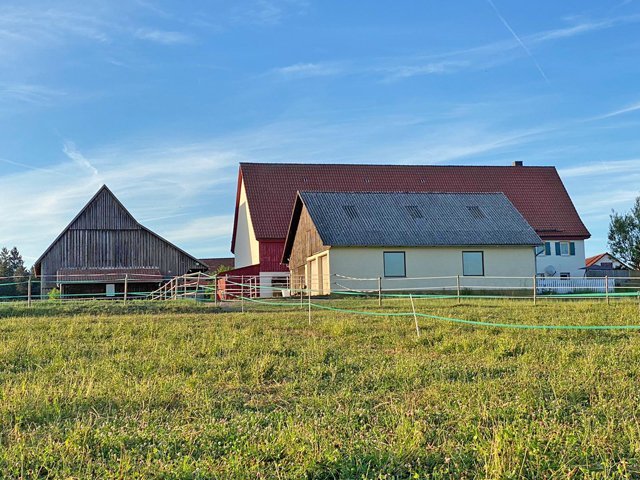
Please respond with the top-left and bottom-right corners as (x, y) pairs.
(467, 206), (485, 219)
(343, 205), (359, 219)
(405, 205), (423, 219)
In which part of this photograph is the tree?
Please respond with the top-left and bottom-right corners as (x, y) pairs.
(0, 246), (29, 299)
(608, 197), (640, 270)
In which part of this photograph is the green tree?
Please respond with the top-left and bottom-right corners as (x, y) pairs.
(608, 197), (640, 270)
(0, 246), (29, 299)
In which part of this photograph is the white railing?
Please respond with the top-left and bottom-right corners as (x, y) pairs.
(535, 277), (615, 294)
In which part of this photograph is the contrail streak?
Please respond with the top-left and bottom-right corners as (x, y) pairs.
(486, 0), (550, 84)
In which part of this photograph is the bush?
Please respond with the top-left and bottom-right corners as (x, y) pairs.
(48, 287), (60, 301)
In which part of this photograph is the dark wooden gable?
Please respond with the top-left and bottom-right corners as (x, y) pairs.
(34, 185), (206, 288)
(69, 187), (139, 230)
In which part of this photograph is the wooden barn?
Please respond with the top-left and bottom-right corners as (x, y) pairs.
(34, 185), (207, 298)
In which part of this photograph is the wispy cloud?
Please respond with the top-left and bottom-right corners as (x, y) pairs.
(592, 101), (640, 120)
(271, 62), (342, 78)
(62, 141), (99, 176)
(485, 0), (549, 83)
(134, 28), (193, 45)
(270, 12), (640, 82)
(0, 83), (66, 106)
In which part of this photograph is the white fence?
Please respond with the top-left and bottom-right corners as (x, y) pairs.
(536, 277), (615, 294)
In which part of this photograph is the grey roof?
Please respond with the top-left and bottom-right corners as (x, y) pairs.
(299, 191), (543, 247)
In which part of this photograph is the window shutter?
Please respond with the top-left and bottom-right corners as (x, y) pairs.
(545, 242), (551, 256)
(570, 242), (576, 256)
(555, 242), (561, 256)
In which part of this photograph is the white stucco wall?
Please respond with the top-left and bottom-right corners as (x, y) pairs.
(233, 179), (260, 269)
(535, 240), (585, 278)
(325, 246), (537, 292)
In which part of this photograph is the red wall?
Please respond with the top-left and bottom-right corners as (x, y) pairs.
(259, 241), (288, 272)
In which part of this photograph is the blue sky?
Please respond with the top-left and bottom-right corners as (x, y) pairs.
(1, 0), (639, 264)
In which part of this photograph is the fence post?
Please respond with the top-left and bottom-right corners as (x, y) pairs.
(308, 284), (312, 326)
(378, 276), (382, 307)
(533, 275), (537, 305)
(456, 275), (461, 304)
(605, 276), (610, 305)
(241, 276), (245, 313)
(27, 275), (32, 307)
(410, 294), (420, 339)
(124, 274), (128, 304)
(213, 275), (218, 307)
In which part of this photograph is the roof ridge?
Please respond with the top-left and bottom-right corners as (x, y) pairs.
(241, 162), (556, 168)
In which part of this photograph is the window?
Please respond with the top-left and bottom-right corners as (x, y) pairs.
(106, 284), (116, 297)
(560, 272), (571, 279)
(383, 252), (406, 277)
(467, 206), (485, 219)
(462, 251), (484, 276)
(559, 242), (570, 256)
(535, 245), (545, 256)
(555, 241), (575, 256)
(343, 205), (358, 219)
(405, 205), (423, 219)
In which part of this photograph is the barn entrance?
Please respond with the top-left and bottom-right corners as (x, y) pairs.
(305, 252), (330, 295)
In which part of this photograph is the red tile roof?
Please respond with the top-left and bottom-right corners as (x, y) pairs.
(585, 253), (608, 268)
(232, 163), (590, 252)
(199, 257), (235, 271)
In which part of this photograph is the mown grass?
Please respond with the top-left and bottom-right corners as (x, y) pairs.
(1, 298), (640, 478)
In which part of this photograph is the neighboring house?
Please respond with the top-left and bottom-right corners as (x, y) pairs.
(230, 162), (590, 291)
(281, 192), (543, 294)
(584, 252), (634, 278)
(34, 185), (207, 298)
(199, 257), (235, 273)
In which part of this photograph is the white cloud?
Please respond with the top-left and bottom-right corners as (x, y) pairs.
(62, 141), (99, 176)
(134, 28), (193, 45)
(271, 62), (342, 78)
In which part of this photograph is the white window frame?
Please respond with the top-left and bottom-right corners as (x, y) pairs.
(560, 272), (571, 279)
(559, 241), (570, 256)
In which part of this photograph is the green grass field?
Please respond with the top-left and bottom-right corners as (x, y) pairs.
(1, 298), (640, 479)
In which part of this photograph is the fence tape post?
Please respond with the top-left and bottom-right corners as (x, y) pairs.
(308, 284), (312, 326)
(533, 275), (537, 305)
(378, 276), (382, 307)
(605, 276), (610, 305)
(27, 275), (32, 307)
(124, 274), (128, 305)
(410, 294), (420, 338)
(456, 275), (461, 304)
(214, 275), (218, 307)
(241, 276), (245, 313)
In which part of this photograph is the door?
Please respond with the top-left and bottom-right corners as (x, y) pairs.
(320, 254), (330, 295)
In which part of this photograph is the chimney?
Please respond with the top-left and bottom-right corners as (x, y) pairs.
(512, 161), (523, 167)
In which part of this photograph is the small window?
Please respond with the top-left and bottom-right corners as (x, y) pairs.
(559, 242), (570, 256)
(405, 206), (423, 219)
(535, 245), (545, 256)
(343, 205), (358, 219)
(467, 206), (485, 219)
(560, 272), (571, 279)
(462, 251), (484, 276)
(106, 284), (116, 297)
(383, 252), (406, 277)
(601, 262), (613, 268)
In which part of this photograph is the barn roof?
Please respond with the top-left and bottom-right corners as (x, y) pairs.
(34, 185), (207, 274)
(282, 192), (542, 262)
(233, 162), (589, 252)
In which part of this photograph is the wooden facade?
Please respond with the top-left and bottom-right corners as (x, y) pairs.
(34, 185), (207, 296)
(287, 204), (328, 290)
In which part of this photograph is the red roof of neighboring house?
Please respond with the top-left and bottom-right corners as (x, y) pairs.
(232, 162), (590, 252)
(199, 257), (234, 272)
(585, 253), (608, 268)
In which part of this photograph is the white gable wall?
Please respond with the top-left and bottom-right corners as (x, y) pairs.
(535, 240), (585, 278)
(233, 179), (260, 269)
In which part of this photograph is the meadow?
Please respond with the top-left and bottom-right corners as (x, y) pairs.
(1, 297), (640, 479)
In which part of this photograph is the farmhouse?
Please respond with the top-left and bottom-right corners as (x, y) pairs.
(281, 191), (543, 294)
(34, 185), (207, 298)
(584, 252), (635, 278)
(230, 162), (590, 292)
